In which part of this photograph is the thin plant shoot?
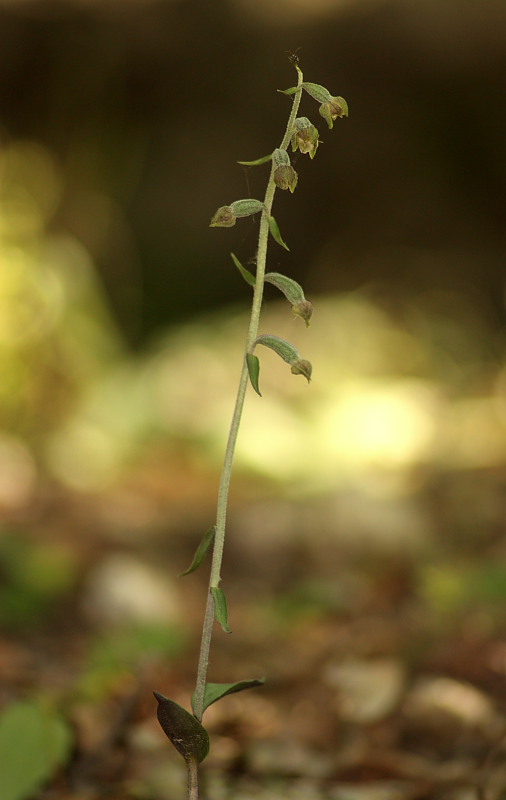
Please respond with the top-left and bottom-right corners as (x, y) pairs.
(154, 56), (348, 800)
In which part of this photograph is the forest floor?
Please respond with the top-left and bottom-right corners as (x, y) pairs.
(1, 457), (506, 800)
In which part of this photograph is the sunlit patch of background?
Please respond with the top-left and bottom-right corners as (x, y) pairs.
(1, 134), (505, 503)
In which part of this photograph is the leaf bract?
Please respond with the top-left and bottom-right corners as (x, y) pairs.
(179, 526), (216, 577)
(192, 679), (265, 715)
(231, 253), (256, 287)
(246, 353), (261, 396)
(237, 154), (273, 166)
(211, 587), (231, 633)
(268, 215), (290, 250)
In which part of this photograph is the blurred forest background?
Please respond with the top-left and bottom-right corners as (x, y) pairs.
(1, 0), (506, 798)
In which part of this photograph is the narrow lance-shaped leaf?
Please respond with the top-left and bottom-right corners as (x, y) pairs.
(246, 353), (261, 396)
(192, 679), (265, 716)
(211, 587), (231, 633)
(179, 526), (216, 577)
(277, 85), (299, 96)
(231, 252), (256, 287)
(264, 272), (313, 326)
(268, 215), (290, 251)
(153, 692), (210, 764)
(237, 153), (273, 166)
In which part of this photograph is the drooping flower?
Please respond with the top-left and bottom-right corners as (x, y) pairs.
(291, 117), (319, 159)
(209, 206), (236, 227)
(273, 164), (298, 193)
(319, 96), (348, 130)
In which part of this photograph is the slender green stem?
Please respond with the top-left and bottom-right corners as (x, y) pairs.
(187, 759), (199, 800)
(192, 66), (304, 729)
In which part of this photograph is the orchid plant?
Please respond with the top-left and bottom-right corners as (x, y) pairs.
(154, 56), (348, 799)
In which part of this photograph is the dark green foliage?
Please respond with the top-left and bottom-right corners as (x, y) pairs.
(153, 692), (210, 764)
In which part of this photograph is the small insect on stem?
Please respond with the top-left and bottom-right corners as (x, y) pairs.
(286, 47), (302, 66)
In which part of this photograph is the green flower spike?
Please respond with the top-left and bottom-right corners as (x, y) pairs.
(291, 117), (319, 159)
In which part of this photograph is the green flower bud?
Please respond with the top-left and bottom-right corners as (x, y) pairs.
(291, 117), (319, 159)
(319, 96), (348, 129)
(274, 164), (298, 193)
(210, 206), (236, 227)
(290, 359), (312, 382)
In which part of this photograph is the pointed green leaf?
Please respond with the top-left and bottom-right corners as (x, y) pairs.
(237, 153), (273, 166)
(231, 253), (256, 287)
(268, 215), (290, 251)
(246, 353), (261, 396)
(0, 700), (72, 800)
(192, 679), (266, 715)
(153, 692), (210, 764)
(211, 587), (231, 633)
(277, 86), (299, 96)
(179, 526), (216, 577)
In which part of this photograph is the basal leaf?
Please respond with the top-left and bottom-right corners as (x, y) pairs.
(246, 353), (261, 396)
(153, 692), (210, 764)
(231, 253), (256, 287)
(268, 215), (290, 251)
(211, 587), (231, 633)
(179, 526), (216, 577)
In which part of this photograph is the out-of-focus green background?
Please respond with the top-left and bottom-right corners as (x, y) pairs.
(1, 1), (506, 798)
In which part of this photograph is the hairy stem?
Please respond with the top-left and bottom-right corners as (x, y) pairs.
(192, 66), (304, 730)
(187, 759), (199, 800)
